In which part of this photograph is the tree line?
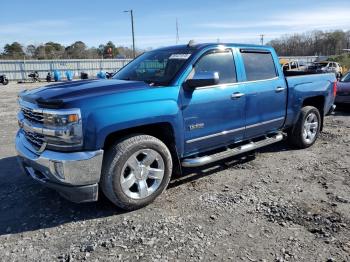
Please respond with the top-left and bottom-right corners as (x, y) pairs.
(267, 30), (350, 56)
(0, 41), (142, 60)
(2, 29), (350, 60)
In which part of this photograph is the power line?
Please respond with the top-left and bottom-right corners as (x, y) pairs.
(176, 18), (179, 44)
(124, 10), (136, 58)
(260, 34), (265, 45)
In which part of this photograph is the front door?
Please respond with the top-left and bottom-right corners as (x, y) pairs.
(181, 49), (246, 155)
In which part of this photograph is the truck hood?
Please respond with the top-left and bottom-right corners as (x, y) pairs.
(20, 79), (151, 107)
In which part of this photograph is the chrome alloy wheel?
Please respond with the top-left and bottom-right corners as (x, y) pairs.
(303, 112), (318, 144)
(120, 149), (165, 199)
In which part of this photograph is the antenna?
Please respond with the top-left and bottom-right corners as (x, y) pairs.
(260, 34), (265, 45)
(176, 18), (179, 44)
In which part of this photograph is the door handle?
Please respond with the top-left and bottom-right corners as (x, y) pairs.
(231, 92), (245, 99)
(275, 87), (285, 93)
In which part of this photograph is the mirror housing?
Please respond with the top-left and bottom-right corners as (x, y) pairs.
(186, 71), (219, 88)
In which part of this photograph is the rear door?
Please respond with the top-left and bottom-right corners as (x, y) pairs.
(182, 49), (246, 155)
(239, 49), (287, 138)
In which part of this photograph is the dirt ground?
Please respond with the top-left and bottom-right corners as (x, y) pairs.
(0, 81), (349, 262)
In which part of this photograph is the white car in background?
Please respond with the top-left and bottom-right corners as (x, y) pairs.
(307, 61), (343, 78)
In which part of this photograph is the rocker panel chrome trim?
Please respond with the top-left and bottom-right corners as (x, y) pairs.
(182, 133), (284, 167)
(186, 117), (285, 144)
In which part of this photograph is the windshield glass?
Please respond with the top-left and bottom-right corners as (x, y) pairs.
(340, 72), (350, 82)
(314, 63), (328, 67)
(113, 49), (194, 85)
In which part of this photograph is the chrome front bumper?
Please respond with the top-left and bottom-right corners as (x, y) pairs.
(15, 131), (104, 203)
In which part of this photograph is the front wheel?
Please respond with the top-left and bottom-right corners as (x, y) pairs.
(101, 134), (173, 210)
(288, 106), (321, 149)
(2, 79), (8, 85)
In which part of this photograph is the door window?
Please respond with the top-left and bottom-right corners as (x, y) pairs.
(193, 50), (237, 85)
(241, 51), (277, 81)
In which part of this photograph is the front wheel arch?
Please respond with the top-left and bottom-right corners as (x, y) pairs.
(101, 134), (173, 210)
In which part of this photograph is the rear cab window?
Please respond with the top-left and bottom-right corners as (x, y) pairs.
(240, 50), (278, 81)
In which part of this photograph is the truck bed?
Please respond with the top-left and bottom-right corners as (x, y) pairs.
(284, 72), (336, 128)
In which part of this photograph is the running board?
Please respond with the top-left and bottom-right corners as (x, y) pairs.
(181, 133), (284, 168)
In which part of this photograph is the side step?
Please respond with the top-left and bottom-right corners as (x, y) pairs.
(181, 133), (284, 168)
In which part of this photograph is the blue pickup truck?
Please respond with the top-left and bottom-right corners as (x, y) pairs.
(16, 43), (336, 210)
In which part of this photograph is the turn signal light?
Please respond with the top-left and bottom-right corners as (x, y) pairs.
(68, 114), (79, 123)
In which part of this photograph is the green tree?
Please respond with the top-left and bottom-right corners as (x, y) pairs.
(44, 42), (65, 59)
(26, 44), (36, 58)
(103, 41), (119, 58)
(65, 41), (88, 59)
(34, 45), (47, 59)
(3, 42), (25, 59)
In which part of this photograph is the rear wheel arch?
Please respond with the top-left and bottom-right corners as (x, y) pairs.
(301, 96), (325, 131)
(288, 105), (321, 148)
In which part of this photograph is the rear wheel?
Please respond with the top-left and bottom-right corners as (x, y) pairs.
(288, 106), (321, 149)
(2, 79), (8, 85)
(101, 134), (173, 210)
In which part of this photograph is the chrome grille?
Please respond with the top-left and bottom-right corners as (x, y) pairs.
(23, 130), (45, 150)
(21, 107), (44, 124)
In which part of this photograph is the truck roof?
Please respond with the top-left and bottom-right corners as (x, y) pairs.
(155, 43), (272, 51)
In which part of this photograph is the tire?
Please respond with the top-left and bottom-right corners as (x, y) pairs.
(288, 106), (321, 149)
(2, 79), (8, 85)
(101, 134), (173, 210)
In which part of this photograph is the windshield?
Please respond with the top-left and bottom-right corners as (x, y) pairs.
(113, 49), (194, 86)
(340, 72), (350, 82)
(313, 63), (328, 67)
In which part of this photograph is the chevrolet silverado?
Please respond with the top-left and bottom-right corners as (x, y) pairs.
(16, 43), (336, 210)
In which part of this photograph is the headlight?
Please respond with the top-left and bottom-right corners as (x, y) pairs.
(44, 112), (79, 126)
(42, 108), (83, 151)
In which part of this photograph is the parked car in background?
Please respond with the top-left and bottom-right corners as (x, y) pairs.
(307, 61), (343, 78)
(280, 59), (307, 72)
(16, 43), (336, 210)
(335, 71), (350, 105)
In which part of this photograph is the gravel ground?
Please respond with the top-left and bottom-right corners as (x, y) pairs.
(0, 82), (349, 262)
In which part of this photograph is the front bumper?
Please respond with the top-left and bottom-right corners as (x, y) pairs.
(15, 131), (104, 203)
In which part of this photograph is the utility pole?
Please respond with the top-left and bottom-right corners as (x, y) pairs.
(260, 34), (265, 45)
(124, 9), (136, 58)
(176, 18), (179, 44)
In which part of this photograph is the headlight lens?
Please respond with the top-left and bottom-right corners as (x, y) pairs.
(42, 109), (83, 151)
(43, 112), (80, 126)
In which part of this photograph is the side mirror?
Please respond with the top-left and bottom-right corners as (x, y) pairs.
(186, 71), (219, 88)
